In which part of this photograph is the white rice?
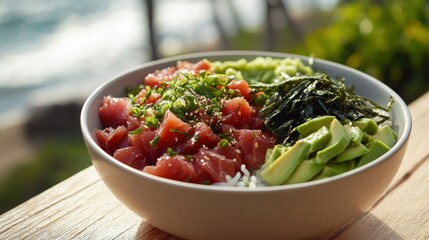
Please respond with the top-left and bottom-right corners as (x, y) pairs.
(214, 164), (265, 188)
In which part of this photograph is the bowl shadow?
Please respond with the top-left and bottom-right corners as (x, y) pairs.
(134, 220), (182, 240)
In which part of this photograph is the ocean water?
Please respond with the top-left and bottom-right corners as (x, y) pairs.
(0, 0), (149, 124)
(0, 0), (337, 126)
(0, 0), (249, 125)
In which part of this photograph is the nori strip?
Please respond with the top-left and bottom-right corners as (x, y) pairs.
(253, 74), (393, 145)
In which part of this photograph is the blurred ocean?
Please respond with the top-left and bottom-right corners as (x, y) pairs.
(0, 0), (150, 124)
(0, 0), (337, 126)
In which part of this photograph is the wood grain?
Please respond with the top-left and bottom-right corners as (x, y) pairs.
(0, 167), (179, 240)
(1, 92), (429, 240)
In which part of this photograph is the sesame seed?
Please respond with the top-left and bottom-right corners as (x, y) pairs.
(168, 163), (172, 167)
(254, 142), (259, 148)
(175, 137), (178, 142)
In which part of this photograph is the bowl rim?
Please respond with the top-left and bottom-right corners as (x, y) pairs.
(80, 50), (412, 193)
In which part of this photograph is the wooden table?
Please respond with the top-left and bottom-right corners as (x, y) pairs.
(1, 92), (429, 240)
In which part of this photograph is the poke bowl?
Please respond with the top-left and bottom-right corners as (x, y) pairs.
(80, 51), (411, 240)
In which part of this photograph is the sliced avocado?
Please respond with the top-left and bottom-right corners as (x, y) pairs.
(352, 118), (378, 135)
(348, 159), (357, 170)
(263, 145), (289, 168)
(312, 162), (351, 180)
(361, 132), (372, 143)
(265, 148), (273, 162)
(371, 125), (397, 148)
(285, 158), (324, 184)
(357, 140), (391, 167)
(334, 143), (369, 162)
(301, 126), (332, 153)
(344, 125), (364, 145)
(296, 115), (335, 137)
(315, 119), (351, 164)
(260, 141), (311, 186)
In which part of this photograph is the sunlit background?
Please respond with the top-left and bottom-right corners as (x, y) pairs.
(0, 0), (427, 214)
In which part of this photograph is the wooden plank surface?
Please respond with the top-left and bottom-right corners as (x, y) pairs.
(0, 167), (174, 240)
(1, 92), (429, 240)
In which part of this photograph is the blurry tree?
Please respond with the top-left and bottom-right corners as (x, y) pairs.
(293, 0), (429, 103)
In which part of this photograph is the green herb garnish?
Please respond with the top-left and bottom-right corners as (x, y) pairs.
(145, 116), (160, 128)
(167, 147), (176, 156)
(129, 127), (143, 135)
(126, 84), (145, 99)
(219, 139), (229, 148)
(126, 71), (240, 132)
(150, 135), (161, 146)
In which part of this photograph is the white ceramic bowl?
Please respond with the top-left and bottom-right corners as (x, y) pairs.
(81, 51), (412, 240)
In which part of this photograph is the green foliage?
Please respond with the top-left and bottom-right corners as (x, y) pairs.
(0, 138), (91, 214)
(293, 0), (429, 103)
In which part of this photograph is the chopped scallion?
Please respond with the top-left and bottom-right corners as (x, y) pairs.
(219, 139), (229, 148)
